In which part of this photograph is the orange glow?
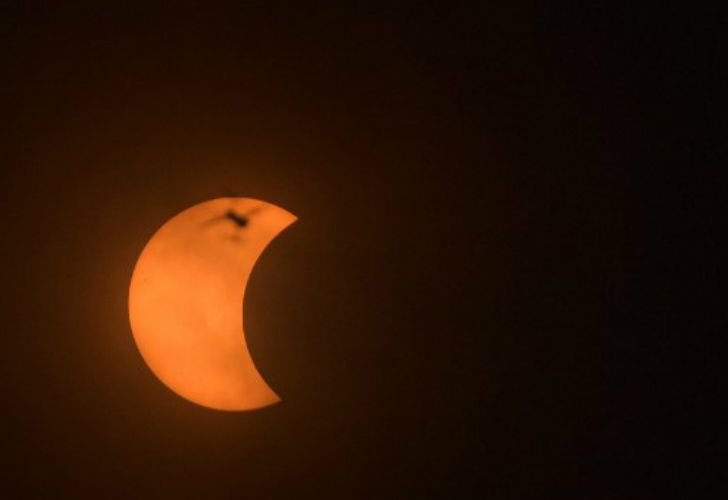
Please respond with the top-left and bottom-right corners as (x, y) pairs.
(128, 198), (296, 411)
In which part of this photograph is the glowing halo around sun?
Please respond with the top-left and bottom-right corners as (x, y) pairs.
(128, 198), (297, 411)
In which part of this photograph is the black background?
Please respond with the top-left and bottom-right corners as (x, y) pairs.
(0, 3), (716, 498)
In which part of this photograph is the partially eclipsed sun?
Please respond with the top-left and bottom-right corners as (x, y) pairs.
(128, 198), (296, 411)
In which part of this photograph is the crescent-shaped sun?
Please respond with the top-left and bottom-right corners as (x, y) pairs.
(128, 198), (296, 411)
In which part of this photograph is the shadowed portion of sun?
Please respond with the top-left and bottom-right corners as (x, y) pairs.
(128, 198), (297, 411)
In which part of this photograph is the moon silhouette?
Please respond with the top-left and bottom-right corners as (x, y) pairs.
(128, 198), (297, 411)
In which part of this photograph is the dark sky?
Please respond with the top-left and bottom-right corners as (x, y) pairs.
(0, 3), (715, 498)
